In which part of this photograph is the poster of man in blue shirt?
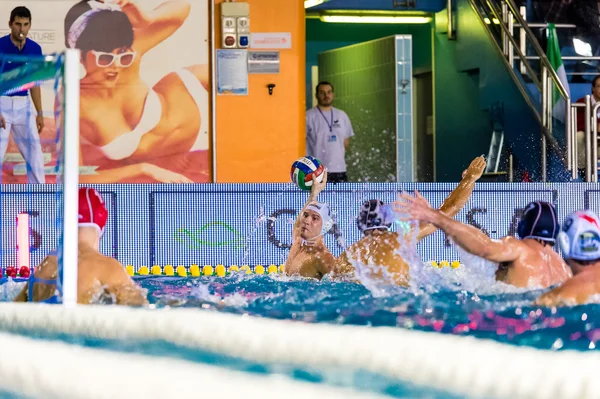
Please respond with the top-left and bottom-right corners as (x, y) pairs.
(0, 6), (45, 184)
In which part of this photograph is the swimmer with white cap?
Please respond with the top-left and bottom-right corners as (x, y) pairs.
(397, 195), (572, 288)
(335, 156), (487, 285)
(536, 210), (600, 306)
(15, 187), (148, 305)
(284, 170), (336, 279)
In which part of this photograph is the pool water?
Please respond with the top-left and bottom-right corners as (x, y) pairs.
(2, 264), (599, 398)
(139, 274), (600, 352)
(0, 393), (27, 399)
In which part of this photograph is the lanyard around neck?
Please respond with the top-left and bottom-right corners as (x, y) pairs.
(317, 107), (333, 133)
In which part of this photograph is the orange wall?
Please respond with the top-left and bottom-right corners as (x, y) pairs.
(214, 0), (305, 183)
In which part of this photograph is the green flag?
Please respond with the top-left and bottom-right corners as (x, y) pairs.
(546, 23), (570, 122)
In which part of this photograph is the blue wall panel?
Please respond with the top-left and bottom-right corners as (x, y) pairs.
(0, 183), (597, 270)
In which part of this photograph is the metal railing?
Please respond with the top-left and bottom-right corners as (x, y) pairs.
(593, 102), (600, 182)
(467, 0), (575, 181)
(572, 96), (600, 182)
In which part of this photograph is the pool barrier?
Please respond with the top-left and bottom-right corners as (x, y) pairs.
(0, 303), (597, 399)
(0, 261), (460, 281)
(121, 261), (462, 277)
(0, 331), (386, 399)
(125, 263), (286, 277)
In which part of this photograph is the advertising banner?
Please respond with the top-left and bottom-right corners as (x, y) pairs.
(0, 183), (591, 270)
(0, 0), (211, 183)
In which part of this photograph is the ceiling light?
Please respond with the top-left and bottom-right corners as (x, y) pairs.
(304, 0), (324, 8)
(320, 15), (432, 24)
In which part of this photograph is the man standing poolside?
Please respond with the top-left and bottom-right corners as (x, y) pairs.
(306, 82), (353, 183)
(0, 6), (45, 183)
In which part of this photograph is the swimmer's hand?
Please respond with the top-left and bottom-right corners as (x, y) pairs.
(393, 190), (437, 224)
(310, 169), (328, 196)
(142, 163), (193, 183)
(462, 156), (486, 181)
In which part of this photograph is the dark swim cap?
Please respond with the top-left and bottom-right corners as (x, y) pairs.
(517, 201), (559, 243)
(357, 199), (393, 233)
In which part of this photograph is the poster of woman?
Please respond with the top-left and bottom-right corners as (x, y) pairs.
(0, 0), (211, 183)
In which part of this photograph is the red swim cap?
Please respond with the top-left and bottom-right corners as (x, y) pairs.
(78, 187), (108, 234)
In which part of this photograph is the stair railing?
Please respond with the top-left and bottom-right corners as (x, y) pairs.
(466, 0), (573, 181)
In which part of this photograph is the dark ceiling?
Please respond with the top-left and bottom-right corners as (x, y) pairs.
(308, 0), (446, 13)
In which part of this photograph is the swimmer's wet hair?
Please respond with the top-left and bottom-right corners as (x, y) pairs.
(64, 1), (134, 58)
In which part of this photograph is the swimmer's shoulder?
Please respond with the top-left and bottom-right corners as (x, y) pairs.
(369, 231), (402, 251)
(314, 247), (336, 276)
(500, 235), (523, 245)
(540, 272), (595, 305)
(321, 248), (336, 264)
(335, 244), (360, 275)
(92, 256), (132, 286)
(97, 254), (127, 271)
(498, 235), (528, 253)
(35, 254), (59, 278)
(79, 251), (125, 273)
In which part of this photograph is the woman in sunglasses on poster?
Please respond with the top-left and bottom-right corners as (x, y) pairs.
(63, 0), (210, 183)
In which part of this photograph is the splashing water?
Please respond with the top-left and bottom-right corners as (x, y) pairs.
(240, 185), (296, 266)
(344, 216), (422, 298)
(0, 279), (26, 301)
(125, 273), (600, 355)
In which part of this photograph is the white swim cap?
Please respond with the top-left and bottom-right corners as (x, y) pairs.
(558, 210), (600, 261)
(305, 201), (334, 235)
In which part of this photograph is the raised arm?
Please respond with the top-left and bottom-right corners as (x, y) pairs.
(396, 191), (523, 263)
(416, 156), (486, 241)
(115, 0), (191, 56)
(292, 171), (327, 240)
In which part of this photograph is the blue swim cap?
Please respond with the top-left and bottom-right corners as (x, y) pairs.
(517, 201), (559, 243)
(558, 210), (600, 261)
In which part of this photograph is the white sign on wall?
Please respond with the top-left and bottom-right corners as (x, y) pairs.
(250, 32), (292, 49)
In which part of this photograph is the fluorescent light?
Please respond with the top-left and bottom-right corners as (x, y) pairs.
(304, 0), (324, 8)
(573, 37), (593, 57)
(321, 15), (432, 24)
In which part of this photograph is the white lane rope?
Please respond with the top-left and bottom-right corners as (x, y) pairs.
(0, 303), (597, 399)
(0, 331), (390, 399)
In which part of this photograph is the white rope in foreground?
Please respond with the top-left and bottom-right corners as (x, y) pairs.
(0, 303), (598, 399)
(0, 331), (388, 399)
